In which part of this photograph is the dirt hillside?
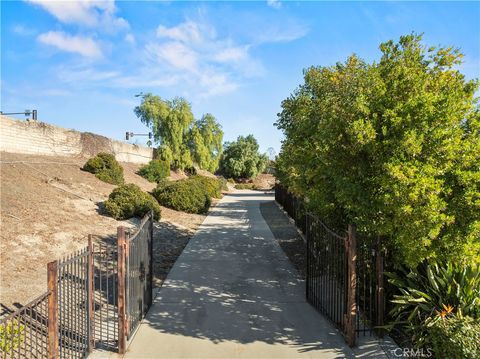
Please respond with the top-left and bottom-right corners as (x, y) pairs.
(0, 152), (205, 311)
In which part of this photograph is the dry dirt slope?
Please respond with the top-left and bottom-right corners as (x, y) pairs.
(0, 152), (205, 311)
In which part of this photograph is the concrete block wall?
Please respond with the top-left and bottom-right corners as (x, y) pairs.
(0, 115), (153, 164)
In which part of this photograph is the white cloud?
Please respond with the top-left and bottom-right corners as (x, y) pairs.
(26, 0), (129, 31)
(267, 0), (282, 9)
(38, 31), (103, 58)
(146, 41), (198, 70)
(214, 46), (249, 63)
(12, 24), (36, 36)
(124, 33), (135, 45)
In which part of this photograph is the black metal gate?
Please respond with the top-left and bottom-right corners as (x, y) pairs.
(126, 212), (153, 339)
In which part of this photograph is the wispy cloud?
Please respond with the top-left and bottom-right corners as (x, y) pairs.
(12, 23), (36, 36)
(26, 0), (129, 31)
(37, 31), (103, 58)
(267, 0), (282, 10)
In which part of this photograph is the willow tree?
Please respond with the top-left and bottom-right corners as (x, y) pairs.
(188, 114), (224, 173)
(134, 94), (193, 169)
(276, 34), (480, 267)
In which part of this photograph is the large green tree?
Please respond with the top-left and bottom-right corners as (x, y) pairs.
(134, 94), (194, 169)
(276, 34), (479, 267)
(134, 95), (224, 172)
(188, 114), (224, 173)
(220, 135), (268, 179)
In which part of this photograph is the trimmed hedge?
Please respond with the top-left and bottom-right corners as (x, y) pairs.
(83, 153), (124, 185)
(104, 184), (161, 220)
(153, 179), (211, 214)
(188, 175), (223, 199)
(235, 183), (256, 190)
(137, 159), (170, 183)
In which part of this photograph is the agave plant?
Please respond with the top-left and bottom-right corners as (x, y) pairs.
(386, 259), (480, 344)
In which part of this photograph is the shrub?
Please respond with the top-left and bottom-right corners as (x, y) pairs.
(0, 321), (25, 353)
(235, 183), (256, 190)
(137, 159), (170, 183)
(386, 260), (480, 346)
(153, 179), (210, 214)
(104, 184), (161, 220)
(189, 175), (223, 198)
(83, 153), (124, 185)
(426, 315), (480, 359)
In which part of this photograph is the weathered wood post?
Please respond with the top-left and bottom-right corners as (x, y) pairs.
(87, 235), (95, 352)
(47, 261), (59, 359)
(344, 224), (357, 347)
(376, 237), (385, 338)
(117, 227), (127, 354)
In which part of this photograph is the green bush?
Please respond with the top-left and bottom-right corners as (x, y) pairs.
(0, 321), (25, 354)
(189, 175), (223, 198)
(235, 183), (256, 190)
(137, 159), (170, 183)
(104, 184), (161, 220)
(83, 153), (124, 185)
(426, 315), (480, 359)
(153, 179), (211, 214)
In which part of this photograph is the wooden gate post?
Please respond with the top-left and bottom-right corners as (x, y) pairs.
(87, 235), (95, 352)
(376, 237), (385, 338)
(47, 261), (59, 359)
(344, 224), (357, 347)
(117, 227), (127, 354)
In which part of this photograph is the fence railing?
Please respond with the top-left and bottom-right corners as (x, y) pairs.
(275, 185), (385, 346)
(0, 211), (154, 358)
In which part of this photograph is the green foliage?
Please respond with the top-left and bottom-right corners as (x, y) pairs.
(137, 159), (170, 183)
(135, 95), (223, 172)
(386, 259), (480, 345)
(152, 179), (211, 214)
(426, 315), (480, 359)
(275, 33), (480, 266)
(235, 183), (256, 190)
(104, 184), (161, 220)
(83, 152), (124, 185)
(220, 135), (268, 180)
(0, 321), (25, 353)
(188, 114), (224, 173)
(188, 175), (224, 198)
(135, 94), (194, 170)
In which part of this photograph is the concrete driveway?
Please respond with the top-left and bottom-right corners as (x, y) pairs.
(123, 191), (355, 359)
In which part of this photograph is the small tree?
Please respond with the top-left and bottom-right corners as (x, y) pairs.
(220, 135), (268, 179)
(188, 114), (223, 173)
(275, 34), (480, 267)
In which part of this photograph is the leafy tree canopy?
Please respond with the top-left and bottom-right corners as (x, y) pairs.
(134, 94), (223, 172)
(275, 33), (480, 267)
(220, 135), (268, 179)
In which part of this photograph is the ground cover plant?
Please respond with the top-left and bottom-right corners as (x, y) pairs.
(137, 159), (170, 183)
(83, 152), (124, 185)
(153, 178), (211, 214)
(104, 183), (161, 220)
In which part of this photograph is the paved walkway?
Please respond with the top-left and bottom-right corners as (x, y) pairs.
(124, 191), (355, 358)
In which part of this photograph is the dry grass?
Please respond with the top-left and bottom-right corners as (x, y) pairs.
(0, 152), (207, 310)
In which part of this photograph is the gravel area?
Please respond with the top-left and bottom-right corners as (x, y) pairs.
(259, 201), (306, 278)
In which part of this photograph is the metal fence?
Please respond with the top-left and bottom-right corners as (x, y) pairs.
(275, 185), (385, 346)
(0, 212), (154, 358)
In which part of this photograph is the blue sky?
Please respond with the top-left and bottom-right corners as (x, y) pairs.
(1, 1), (479, 154)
